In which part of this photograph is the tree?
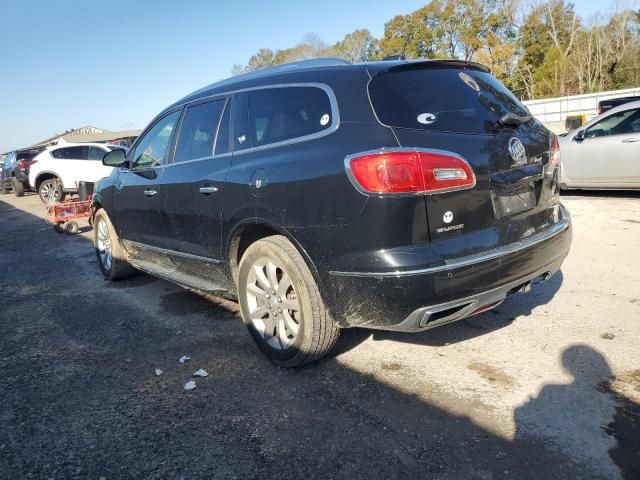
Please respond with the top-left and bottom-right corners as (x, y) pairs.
(334, 29), (379, 62)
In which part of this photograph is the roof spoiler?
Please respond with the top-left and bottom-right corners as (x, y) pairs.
(370, 59), (491, 75)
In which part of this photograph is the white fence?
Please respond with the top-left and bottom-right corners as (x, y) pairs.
(522, 87), (640, 133)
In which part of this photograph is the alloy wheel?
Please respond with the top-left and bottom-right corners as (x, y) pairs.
(40, 181), (59, 203)
(245, 259), (301, 350)
(96, 219), (112, 272)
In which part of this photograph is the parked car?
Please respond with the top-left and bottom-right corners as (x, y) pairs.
(1, 148), (41, 196)
(92, 58), (572, 366)
(559, 100), (640, 190)
(597, 96), (640, 114)
(29, 143), (127, 203)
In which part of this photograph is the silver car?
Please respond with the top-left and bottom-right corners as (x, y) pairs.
(559, 100), (640, 190)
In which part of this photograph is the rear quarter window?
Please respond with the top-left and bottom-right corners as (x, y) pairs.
(368, 68), (530, 135)
(242, 86), (335, 148)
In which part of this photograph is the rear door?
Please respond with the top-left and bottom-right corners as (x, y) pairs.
(367, 65), (558, 255)
(52, 146), (89, 189)
(87, 146), (115, 183)
(158, 97), (230, 281)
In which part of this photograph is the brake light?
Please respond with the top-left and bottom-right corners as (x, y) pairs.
(346, 149), (475, 195)
(18, 160), (26, 170)
(549, 134), (560, 168)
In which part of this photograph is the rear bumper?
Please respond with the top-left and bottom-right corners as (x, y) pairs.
(325, 205), (572, 331)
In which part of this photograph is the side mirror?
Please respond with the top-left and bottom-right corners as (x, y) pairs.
(573, 130), (585, 142)
(102, 149), (127, 167)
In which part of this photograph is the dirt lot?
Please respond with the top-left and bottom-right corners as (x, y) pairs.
(1, 191), (639, 479)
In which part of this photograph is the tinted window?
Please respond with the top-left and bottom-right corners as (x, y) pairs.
(215, 101), (231, 156)
(585, 109), (640, 138)
(88, 146), (107, 161)
(246, 86), (333, 147)
(51, 146), (89, 160)
(369, 68), (530, 135)
(132, 111), (180, 168)
(174, 100), (226, 163)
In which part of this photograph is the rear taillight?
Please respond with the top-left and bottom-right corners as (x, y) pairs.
(549, 134), (560, 168)
(346, 149), (475, 195)
(18, 160), (26, 170)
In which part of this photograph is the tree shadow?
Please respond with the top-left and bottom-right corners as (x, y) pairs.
(1, 197), (637, 479)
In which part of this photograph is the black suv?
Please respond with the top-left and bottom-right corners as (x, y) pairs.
(1, 148), (41, 196)
(93, 58), (572, 366)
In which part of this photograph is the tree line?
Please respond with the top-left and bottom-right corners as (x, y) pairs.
(231, 0), (640, 100)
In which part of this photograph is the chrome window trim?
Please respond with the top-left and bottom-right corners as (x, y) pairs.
(170, 97), (229, 166)
(122, 239), (221, 264)
(230, 83), (340, 156)
(131, 83), (340, 168)
(329, 209), (570, 278)
(129, 109), (182, 171)
(343, 147), (477, 198)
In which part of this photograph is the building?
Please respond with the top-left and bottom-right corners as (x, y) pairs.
(32, 126), (141, 148)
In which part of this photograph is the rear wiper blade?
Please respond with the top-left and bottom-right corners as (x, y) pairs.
(499, 112), (532, 127)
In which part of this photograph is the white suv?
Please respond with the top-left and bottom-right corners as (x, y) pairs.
(29, 143), (124, 202)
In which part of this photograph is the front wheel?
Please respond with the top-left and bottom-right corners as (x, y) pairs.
(94, 209), (136, 280)
(38, 178), (62, 203)
(237, 235), (340, 367)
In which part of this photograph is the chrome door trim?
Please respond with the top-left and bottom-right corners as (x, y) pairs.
(122, 239), (222, 264)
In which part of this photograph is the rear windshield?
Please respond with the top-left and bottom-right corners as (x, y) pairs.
(368, 67), (530, 135)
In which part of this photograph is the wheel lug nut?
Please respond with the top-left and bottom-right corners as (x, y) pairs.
(277, 298), (282, 303)
(265, 294), (270, 299)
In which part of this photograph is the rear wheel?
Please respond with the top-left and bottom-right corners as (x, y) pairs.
(237, 235), (340, 367)
(94, 209), (136, 280)
(12, 178), (25, 197)
(38, 178), (62, 203)
(0, 173), (9, 194)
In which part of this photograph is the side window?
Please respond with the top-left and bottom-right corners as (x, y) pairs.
(215, 101), (231, 156)
(174, 99), (226, 163)
(62, 146), (89, 160)
(51, 148), (65, 159)
(88, 147), (107, 161)
(247, 86), (333, 147)
(132, 111), (180, 169)
(586, 109), (640, 138)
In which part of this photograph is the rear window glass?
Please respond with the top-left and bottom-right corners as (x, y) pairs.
(368, 68), (530, 135)
(246, 86), (333, 147)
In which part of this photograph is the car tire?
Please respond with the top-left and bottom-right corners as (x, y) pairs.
(38, 178), (62, 203)
(237, 235), (340, 367)
(12, 178), (25, 197)
(94, 209), (136, 280)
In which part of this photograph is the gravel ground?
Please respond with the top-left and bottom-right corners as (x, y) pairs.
(1, 191), (638, 480)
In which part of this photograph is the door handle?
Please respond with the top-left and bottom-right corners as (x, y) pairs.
(622, 138), (639, 143)
(199, 186), (219, 195)
(143, 189), (158, 197)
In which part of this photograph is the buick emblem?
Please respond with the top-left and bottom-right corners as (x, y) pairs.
(508, 137), (527, 166)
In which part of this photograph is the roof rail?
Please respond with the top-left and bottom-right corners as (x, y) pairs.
(194, 57), (352, 94)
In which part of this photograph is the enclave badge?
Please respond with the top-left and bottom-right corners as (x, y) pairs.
(508, 137), (527, 166)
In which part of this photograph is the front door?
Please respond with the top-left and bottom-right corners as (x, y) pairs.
(564, 107), (640, 187)
(111, 109), (181, 247)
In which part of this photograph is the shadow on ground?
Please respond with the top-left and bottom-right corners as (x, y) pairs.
(1, 197), (638, 479)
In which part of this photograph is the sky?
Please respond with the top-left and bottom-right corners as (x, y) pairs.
(0, 0), (618, 152)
